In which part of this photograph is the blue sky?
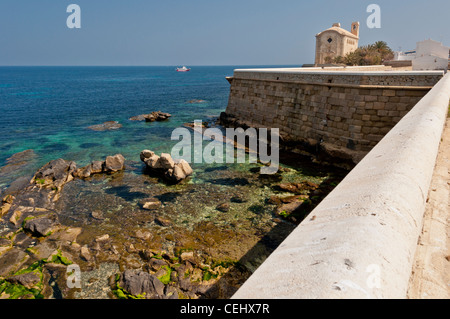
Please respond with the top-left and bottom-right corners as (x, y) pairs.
(1, 0), (449, 66)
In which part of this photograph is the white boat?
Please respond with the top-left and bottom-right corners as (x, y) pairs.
(176, 66), (191, 72)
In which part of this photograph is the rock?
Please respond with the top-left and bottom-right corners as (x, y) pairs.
(80, 245), (93, 262)
(267, 195), (282, 205)
(129, 111), (171, 122)
(134, 229), (151, 240)
(48, 227), (82, 243)
(140, 150), (193, 183)
(268, 195), (306, 205)
(139, 250), (154, 261)
(91, 161), (104, 174)
(216, 203), (230, 212)
(7, 272), (41, 289)
(23, 215), (61, 237)
(95, 234), (110, 242)
(149, 258), (168, 271)
(2, 195), (15, 204)
(9, 209), (22, 226)
(276, 201), (304, 217)
(103, 154), (125, 173)
(187, 99), (206, 104)
(140, 150), (155, 162)
(32, 158), (77, 190)
(180, 251), (197, 265)
(0, 203), (12, 218)
(144, 155), (162, 170)
(75, 165), (92, 179)
(153, 112), (171, 121)
(129, 114), (147, 121)
(75, 156), (125, 179)
(275, 181), (319, 194)
(91, 210), (104, 220)
(165, 286), (179, 299)
(154, 217), (171, 227)
(0, 248), (30, 277)
(174, 159), (193, 177)
(27, 241), (58, 260)
(119, 269), (165, 298)
(230, 196), (246, 203)
(159, 153), (175, 170)
(87, 121), (122, 131)
(139, 198), (161, 211)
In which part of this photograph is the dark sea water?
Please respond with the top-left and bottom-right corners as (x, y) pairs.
(0, 65), (293, 189)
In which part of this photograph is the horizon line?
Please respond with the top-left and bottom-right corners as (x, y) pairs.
(0, 64), (304, 67)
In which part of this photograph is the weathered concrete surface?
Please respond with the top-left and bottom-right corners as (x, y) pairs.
(232, 73), (450, 299)
(407, 118), (450, 299)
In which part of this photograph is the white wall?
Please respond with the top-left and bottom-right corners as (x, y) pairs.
(413, 39), (449, 71)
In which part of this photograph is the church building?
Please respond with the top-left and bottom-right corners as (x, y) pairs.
(315, 22), (360, 65)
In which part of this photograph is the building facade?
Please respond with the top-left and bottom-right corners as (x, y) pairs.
(315, 22), (359, 65)
(412, 39), (449, 71)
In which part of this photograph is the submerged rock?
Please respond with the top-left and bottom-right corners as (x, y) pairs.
(274, 181), (319, 194)
(0, 149), (37, 177)
(139, 198), (162, 210)
(187, 99), (207, 104)
(87, 121), (122, 131)
(140, 150), (192, 183)
(216, 203), (230, 212)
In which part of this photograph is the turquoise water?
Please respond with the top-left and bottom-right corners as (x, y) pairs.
(0, 66), (289, 187)
(0, 66), (229, 167)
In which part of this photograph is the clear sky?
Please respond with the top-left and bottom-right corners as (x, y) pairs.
(1, 0), (449, 66)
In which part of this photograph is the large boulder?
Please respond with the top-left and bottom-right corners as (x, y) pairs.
(103, 154), (125, 173)
(23, 214), (61, 237)
(7, 272), (41, 289)
(32, 159), (77, 190)
(118, 269), (165, 299)
(140, 150), (192, 183)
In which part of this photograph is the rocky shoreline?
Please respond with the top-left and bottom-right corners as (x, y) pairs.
(0, 117), (347, 299)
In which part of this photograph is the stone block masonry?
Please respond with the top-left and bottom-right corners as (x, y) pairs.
(232, 71), (450, 299)
(222, 68), (444, 166)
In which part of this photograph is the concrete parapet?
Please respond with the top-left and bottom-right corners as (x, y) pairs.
(232, 73), (450, 299)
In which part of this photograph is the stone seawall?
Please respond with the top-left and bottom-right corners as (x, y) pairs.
(222, 69), (444, 166)
(232, 72), (450, 299)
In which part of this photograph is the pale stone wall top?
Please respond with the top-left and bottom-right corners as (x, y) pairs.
(232, 73), (450, 299)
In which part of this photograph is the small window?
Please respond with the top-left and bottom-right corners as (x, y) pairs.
(327, 38), (333, 43)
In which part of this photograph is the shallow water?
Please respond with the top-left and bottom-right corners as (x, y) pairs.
(0, 66), (348, 299)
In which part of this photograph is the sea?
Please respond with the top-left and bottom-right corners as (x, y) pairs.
(0, 66), (346, 298)
(0, 66), (242, 187)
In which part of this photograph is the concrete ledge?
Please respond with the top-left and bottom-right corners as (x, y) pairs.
(232, 73), (450, 299)
(232, 68), (443, 87)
